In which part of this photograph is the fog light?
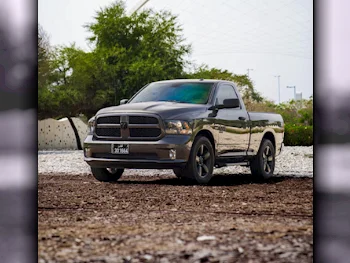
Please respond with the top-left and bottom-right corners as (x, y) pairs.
(169, 149), (176, 160)
(84, 147), (92, 157)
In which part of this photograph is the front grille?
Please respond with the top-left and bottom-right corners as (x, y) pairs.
(130, 128), (161, 137)
(94, 114), (162, 140)
(95, 128), (121, 137)
(129, 116), (158, 124)
(96, 116), (120, 124)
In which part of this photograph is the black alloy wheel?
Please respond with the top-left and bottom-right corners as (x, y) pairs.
(250, 139), (275, 180)
(91, 167), (124, 182)
(182, 136), (215, 184)
(196, 144), (212, 178)
(262, 145), (274, 174)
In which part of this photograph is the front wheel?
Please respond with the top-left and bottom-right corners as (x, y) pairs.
(173, 168), (183, 178)
(250, 139), (275, 180)
(182, 136), (215, 184)
(91, 167), (124, 182)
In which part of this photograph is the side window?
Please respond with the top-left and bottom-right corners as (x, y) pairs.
(215, 84), (239, 105)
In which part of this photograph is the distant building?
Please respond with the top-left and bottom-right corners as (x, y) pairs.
(296, 92), (302, 101)
(295, 92), (303, 109)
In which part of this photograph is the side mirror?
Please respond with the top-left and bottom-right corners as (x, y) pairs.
(120, 99), (128, 105)
(223, 98), (240, 108)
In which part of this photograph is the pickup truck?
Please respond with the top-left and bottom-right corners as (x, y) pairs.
(84, 79), (284, 184)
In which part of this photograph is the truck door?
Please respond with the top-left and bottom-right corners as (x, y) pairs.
(214, 83), (250, 156)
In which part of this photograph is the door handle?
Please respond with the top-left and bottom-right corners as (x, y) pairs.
(239, 116), (246, 121)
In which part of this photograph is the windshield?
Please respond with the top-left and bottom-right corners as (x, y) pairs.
(129, 82), (214, 104)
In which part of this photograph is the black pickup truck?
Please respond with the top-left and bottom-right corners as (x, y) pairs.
(84, 79), (284, 184)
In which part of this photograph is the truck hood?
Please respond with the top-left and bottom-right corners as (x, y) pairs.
(96, 101), (208, 120)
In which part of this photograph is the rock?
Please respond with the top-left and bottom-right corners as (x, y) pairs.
(279, 252), (294, 259)
(197, 235), (216, 241)
(176, 238), (185, 244)
(142, 254), (153, 261)
(159, 257), (170, 263)
(257, 244), (276, 251)
(123, 256), (132, 262)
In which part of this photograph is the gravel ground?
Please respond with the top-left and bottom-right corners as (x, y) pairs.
(38, 146), (313, 262)
(39, 174), (313, 263)
(38, 146), (313, 177)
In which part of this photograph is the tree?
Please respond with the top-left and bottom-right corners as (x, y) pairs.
(38, 25), (57, 119)
(50, 45), (114, 118)
(84, 0), (191, 100)
(38, 25), (51, 90)
(272, 96), (313, 125)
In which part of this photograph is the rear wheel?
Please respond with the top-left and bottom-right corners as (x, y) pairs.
(250, 139), (275, 180)
(182, 136), (215, 184)
(91, 167), (124, 182)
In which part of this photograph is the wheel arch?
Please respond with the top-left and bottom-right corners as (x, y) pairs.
(193, 129), (216, 154)
(262, 131), (276, 151)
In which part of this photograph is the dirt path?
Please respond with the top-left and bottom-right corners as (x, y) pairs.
(38, 174), (313, 263)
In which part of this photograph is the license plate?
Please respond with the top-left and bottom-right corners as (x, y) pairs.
(111, 144), (129, 154)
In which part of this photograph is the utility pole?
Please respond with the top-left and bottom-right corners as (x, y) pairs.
(130, 0), (150, 15)
(286, 86), (296, 101)
(247, 68), (253, 77)
(274, 75), (281, 104)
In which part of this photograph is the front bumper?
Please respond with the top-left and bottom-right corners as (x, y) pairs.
(83, 135), (192, 169)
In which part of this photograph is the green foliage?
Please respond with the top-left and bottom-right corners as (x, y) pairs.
(51, 45), (113, 118)
(245, 99), (276, 113)
(38, 25), (51, 89)
(284, 124), (313, 146)
(38, 25), (57, 119)
(246, 97), (313, 126)
(275, 97), (313, 126)
(85, 0), (190, 98)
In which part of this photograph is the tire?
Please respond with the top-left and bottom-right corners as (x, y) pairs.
(250, 139), (275, 180)
(91, 167), (124, 182)
(173, 168), (183, 178)
(182, 136), (215, 184)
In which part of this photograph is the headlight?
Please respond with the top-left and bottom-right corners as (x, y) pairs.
(164, 120), (192, 135)
(88, 116), (96, 135)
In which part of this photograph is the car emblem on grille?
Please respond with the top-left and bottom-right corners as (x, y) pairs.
(120, 121), (128, 129)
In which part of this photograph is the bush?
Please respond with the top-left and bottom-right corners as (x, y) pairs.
(284, 124), (313, 146)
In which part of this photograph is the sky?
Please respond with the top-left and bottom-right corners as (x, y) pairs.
(39, 0), (313, 103)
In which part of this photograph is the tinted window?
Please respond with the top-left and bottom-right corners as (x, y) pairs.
(215, 84), (238, 105)
(129, 82), (214, 104)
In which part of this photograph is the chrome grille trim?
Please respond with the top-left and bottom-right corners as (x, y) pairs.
(96, 124), (121, 128)
(128, 124), (160, 128)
